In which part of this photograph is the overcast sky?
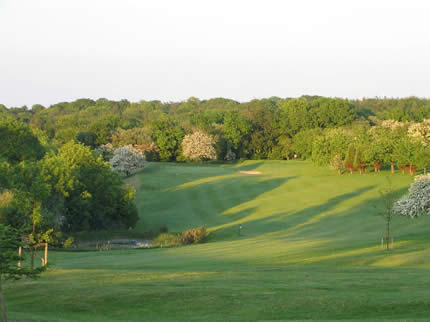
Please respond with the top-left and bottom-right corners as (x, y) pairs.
(1, 0), (430, 107)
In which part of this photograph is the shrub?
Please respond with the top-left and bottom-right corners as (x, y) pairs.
(153, 233), (181, 247)
(180, 226), (207, 245)
(224, 149), (236, 161)
(330, 154), (344, 175)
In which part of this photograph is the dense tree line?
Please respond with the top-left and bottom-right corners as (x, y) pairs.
(2, 96), (430, 168)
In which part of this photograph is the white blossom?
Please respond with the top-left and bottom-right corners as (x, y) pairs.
(408, 119), (430, 146)
(109, 145), (145, 176)
(182, 131), (217, 160)
(381, 120), (406, 130)
(394, 177), (430, 218)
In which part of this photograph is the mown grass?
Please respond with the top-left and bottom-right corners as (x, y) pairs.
(5, 160), (430, 321)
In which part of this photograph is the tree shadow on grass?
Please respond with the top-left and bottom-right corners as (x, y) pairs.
(160, 176), (296, 231)
(211, 185), (376, 241)
(210, 185), (427, 267)
(138, 160), (298, 233)
(234, 161), (265, 172)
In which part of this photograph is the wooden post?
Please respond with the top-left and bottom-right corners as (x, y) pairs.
(18, 246), (22, 268)
(44, 243), (48, 266)
(381, 237), (383, 249)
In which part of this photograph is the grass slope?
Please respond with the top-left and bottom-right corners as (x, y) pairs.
(6, 161), (430, 321)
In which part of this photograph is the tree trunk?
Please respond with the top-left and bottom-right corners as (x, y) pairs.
(337, 169), (341, 175)
(31, 221), (36, 270)
(0, 276), (7, 322)
(391, 162), (395, 174)
(424, 167), (427, 175)
(386, 220), (390, 251)
(31, 248), (35, 270)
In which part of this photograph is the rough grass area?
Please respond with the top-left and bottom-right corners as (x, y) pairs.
(6, 161), (430, 321)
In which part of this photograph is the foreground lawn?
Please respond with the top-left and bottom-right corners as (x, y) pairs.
(5, 161), (430, 321)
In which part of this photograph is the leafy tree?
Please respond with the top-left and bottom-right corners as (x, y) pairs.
(152, 119), (185, 161)
(414, 147), (430, 174)
(242, 99), (278, 159)
(88, 115), (120, 145)
(121, 101), (164, 129)
(393, 137), (423, 176)
(53, 114), (85, 145)
(0, 224), (45, 322)
(311, 129), (351, 166)
(0, 160), (55, 268)
(353, 145), (367, 174)
(109, 146), (145, 177)
(76, 131), (98, 148)
(268, 136), (294, 160)
(310, 98), (357, 128)
(111, 127), (153, 148)
(0, 161), (57, 244)
(0, 118), (45, 164)
(31, 104), (45, 114)
(223, 111), (251, 158)
(190, 110), (224, 134)
(292, 128), (323, 160)
(381, 130), (402, 174)
(278, 99), (313, 137)
(365, 131), (386, 172)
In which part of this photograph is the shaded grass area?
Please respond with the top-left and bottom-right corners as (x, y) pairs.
(8, 262), (430, 321)
(6, 160), (430, 320)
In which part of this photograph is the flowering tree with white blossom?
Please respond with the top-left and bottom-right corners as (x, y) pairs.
(393, 175), (430, 218)
(408, 119), (430, 147)
(109, 145), (145, 177)
(182, 131), (217, 161)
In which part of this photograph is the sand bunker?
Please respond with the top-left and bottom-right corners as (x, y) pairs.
(237, 170), (262, 175)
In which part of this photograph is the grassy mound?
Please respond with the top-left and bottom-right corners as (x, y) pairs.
(6, 161), (430, 321)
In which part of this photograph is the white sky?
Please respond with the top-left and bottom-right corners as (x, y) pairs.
(1, 0), (430, 107)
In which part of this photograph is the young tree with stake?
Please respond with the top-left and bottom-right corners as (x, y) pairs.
(0, 224), (45, 322)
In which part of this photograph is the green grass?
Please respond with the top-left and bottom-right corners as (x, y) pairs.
(5, 161), (430, 321)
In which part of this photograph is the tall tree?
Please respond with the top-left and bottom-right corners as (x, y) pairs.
(152, 119), (185, 161)
(223, 111), (251, 158)
(0, 118), (45, 164)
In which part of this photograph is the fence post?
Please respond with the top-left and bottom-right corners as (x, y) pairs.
(44, 243), (48, 266)
(18, 246), (22, 268)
